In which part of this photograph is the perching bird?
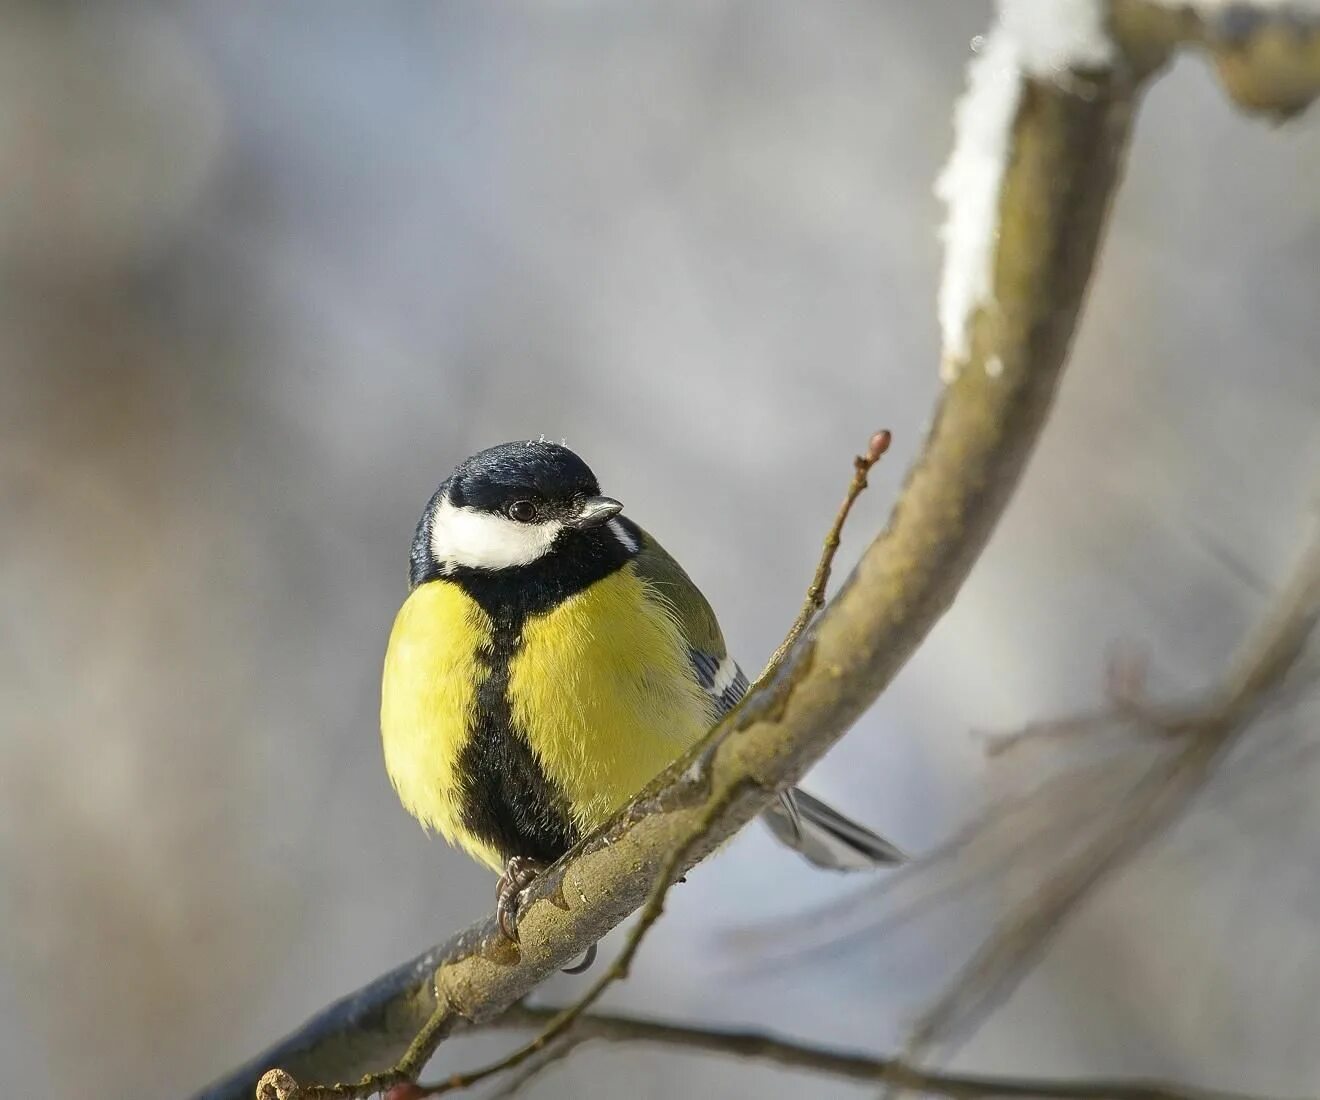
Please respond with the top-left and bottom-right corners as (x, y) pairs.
(380, 440), (902, 947)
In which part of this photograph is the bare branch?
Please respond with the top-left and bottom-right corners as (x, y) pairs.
(413, 785), (754, 1097)
(758, 429), (893, 683)
(464, 1004), (1307, 1100)
(1112, 0), (1320, 120)
(899, 519), (1320, 1063)
(482, 1035), (585, 1100)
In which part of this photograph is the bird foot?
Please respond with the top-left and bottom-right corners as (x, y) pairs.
(496, 856), (546, 942)
(495, 857), (598, 974)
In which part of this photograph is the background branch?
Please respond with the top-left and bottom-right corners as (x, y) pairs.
(463, 1003), (1306, 1100)
(197, 4), (1320, 1098)
(899, 514), (1320, 1067)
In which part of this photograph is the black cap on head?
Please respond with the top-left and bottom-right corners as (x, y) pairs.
(409, 440), (628, 589)
(447, 440), (601, 511)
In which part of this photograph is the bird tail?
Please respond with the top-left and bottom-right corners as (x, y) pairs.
(761, 788), (905, 871)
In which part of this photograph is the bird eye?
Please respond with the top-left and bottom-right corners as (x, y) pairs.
(507, 500), (537, 523)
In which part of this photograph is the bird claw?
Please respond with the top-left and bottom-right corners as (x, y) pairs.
(495, 856), (598, 974)
(561, 943), (597, 974)
(496, 856), (545, 943)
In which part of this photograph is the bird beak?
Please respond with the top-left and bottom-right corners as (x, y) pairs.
(568, 496), (623, 529)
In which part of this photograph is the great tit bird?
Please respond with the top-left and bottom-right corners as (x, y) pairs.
(381, 440), (902, 945)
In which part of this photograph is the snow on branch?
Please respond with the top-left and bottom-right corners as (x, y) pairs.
(937, 0), (1113, 377)
(936, 0), (1320, 379)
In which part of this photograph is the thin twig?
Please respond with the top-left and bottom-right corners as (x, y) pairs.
(717, 754), (1156, 973)
(981, 646), (1153, 757)
(482, 1036), (585, 1100)
(759, 430), (892, 684)
(476, 1004), (1301, 1100)
(980, 706), (1118, 758)
(899, 520), (1320, 1066)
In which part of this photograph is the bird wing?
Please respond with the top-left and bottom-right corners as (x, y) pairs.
(624, 522), (748, 719)
(625, 520), (903, 870)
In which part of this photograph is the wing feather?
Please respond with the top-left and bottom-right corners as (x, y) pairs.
(621, 519), (903, 870)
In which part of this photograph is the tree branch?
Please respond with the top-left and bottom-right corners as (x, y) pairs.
(900, 514), (1320, 1065)
(194, 4), (1320, 1099)
(461, 1004), (1307, 1100)
(389, 778), (755, 1097)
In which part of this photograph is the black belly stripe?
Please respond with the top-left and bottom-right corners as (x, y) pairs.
(458, 611), (579, 865)
(449, 524), (637, 865)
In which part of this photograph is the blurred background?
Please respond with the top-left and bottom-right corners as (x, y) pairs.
(3, 3), (1318, 1098)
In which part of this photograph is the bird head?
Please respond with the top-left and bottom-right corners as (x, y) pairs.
(411, 440), (624, 583)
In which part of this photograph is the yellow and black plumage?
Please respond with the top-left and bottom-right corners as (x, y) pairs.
(381, 440), (901, 941)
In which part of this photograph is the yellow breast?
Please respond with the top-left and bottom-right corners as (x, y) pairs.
(380, 563), (714, 873)
(509, 563), (713, 834)
(380, 581), (504, 871)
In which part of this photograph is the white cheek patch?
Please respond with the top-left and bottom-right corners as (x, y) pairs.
(429, 498), (562, 571)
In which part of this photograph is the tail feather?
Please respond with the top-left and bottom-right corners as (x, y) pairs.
(762, 788), (905, 871)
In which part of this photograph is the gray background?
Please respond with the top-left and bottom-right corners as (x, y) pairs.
(2, 3), (1318, 1098)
